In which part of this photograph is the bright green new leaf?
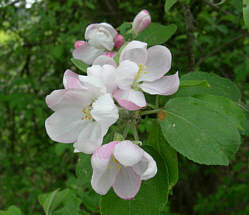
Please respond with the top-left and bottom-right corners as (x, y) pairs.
(52, 190), (83, 215)
(100, 146), (169, 215)
(174, 72), (241, 102)
(148, 120), (178, 189)
(136, 23), (177, 46)
(165, 0), (178, 13)
(6, 206), (22, 215)
(180, 80), (210, 88)
(160, 97), (241, 165)
(71, 58), (88, 73)
(243, 0), (249, 29)
(38, 189), (70, 215)
(0, 206), (22, 215)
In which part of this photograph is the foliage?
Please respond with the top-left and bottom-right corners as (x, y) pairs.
(0, 0), (249, 215)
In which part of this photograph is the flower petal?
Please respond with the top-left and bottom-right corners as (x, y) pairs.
(78, 75), (107, 96)
(63, 69), (85, 89)
(85, 23), (117, 39)
(45, 107), (85, 143)
(46, 89), (66, 111)
(140, 45), (172, 82)
(85, 23), (116, 51)
(114, 140), (144, 167)
(45, 89), (94, 143)
(113, 167), (141, 200)
(120, 41), (148, 65)
(93, 55), (117, 67)
(91, 141), (120, 195)
(45, 89), (93, 111)
(72, 43), (104, 65)
(74, 122), (103, 154)
(91, 94), (119, 134)
(133, 151), (157, 180)
(116, 60), (138, 90)
(140, 72), (180, 95)
(113, 89), (146, 110)
(87, 65), (117, 93)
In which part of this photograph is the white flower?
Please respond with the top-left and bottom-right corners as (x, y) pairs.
(113, 40), (180, 110)
(73, 23), (117, 65)
(79, 64), (117, 94)
(45, 70), (119, 154)
(91, 140), (157, 199)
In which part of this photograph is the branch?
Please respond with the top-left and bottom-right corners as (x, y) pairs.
(201, 0), (232, 15)
(194, 32), (248, 69)
(181, 1), (195, 72)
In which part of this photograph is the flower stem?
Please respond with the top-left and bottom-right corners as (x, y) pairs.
(132, 123), (139, 141)
(155, 95), (159, 108)
(147, 103), (157, 109)
(140, 109), (160, 116)
(123, 124), (130, 139)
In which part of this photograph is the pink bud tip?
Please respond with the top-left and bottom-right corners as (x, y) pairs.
(74, 40), (85, 49)
(132, 9), (151, 34)
(114, 34), (125, 49)
(103, 51), (116, 58)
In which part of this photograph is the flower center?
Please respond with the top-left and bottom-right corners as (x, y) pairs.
(132, 64), (147, 90)
(109, 156), (121, 171)
(134, 64), (146, 83)
(81, 107), (93, 121)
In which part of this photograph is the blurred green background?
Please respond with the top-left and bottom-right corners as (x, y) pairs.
(0, 0), (249, 214)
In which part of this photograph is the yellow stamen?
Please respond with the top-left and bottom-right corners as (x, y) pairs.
(81, 107), (93, 121)
(134, 64), (146, 83)
(111, 156), (121, 171)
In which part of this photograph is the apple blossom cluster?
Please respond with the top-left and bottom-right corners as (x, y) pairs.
(45, 10), (180, 199)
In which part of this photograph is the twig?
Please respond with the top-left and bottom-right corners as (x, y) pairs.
(181, 1), (195, 72)
(201, 0), (232, 15)
(194, 33), (248, 69)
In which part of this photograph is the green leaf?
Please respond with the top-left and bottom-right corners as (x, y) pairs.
(0, 206), (22, 215)
(117, 22), (132, 35)
(160, 97), (241, 165)
(75, 154), (92, 187)
(165, 0), (178, 13)
(71, 58), (88, 73)
(136, 23), (177, 46)
(194, 95), (245, 130)
(241, 111), (249, 136)
(148, 120), (178, 189)
(100, 146), (169, 215)
(113, 42), (128, 65)
(38, 189), (70, 215)
(55, 144), (72, 156)
(243, 0), (249, 29)
(7, 206), (22, 215)
(175, 72), (241, 102)
(180, 80), (210, 88)
(52, 190), (83, 215)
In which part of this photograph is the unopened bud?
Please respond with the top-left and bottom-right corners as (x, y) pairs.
(74, 40), (85, 49)
(114, 34), (125, 49)
(132, 9), (151, 34)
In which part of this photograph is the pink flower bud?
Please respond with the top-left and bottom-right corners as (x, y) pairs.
(114, 34), (124, 49)
(132, 9), (151, 34)
(102, 51), (116, 58)
(74, 40), (85, 49)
